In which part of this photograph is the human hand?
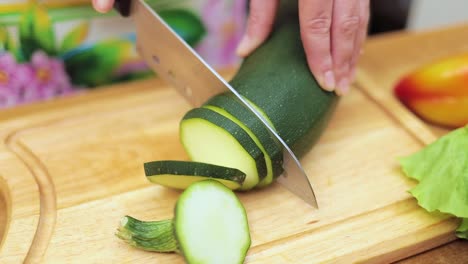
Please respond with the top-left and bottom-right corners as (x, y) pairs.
(92, 0), (115, 13)
(236, 0), (370, 95)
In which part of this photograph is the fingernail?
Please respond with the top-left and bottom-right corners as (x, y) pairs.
(236, 35), (259, 57)
(323, 70), (335, 91)
(236, 36), (250, 57)
(337, 78), (350, 96)
(94, 0), (110, 12)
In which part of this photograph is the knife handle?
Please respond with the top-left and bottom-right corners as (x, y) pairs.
(114, 0), (131, 17)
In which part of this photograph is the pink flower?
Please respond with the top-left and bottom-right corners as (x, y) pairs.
(0, 88), (17, 108)
(196, 0), (247, 68)
(0, 52), (35, 108)
(30, 51), (75, 101)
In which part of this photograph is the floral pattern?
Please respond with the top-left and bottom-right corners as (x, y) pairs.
(0, 51), (79, 108)
(0, 52), (34, 107)
(0, 0), (247, 109)
(30, 51), (78, 100)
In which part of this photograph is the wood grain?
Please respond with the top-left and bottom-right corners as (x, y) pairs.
(356, 22), (468, 263)
(1, 23), (468, 263)
(397, 240), (468, 264)
(0, 70), (459, 263)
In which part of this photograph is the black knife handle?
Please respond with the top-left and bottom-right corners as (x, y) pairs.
(114, 0), (131, 17)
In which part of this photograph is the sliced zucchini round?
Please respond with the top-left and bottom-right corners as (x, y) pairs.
(180, 107), (267, 190)
(174, 180), (251, 264)
(144, 160), (246, 190)
(117, 180), (251, 263)
(204, 93), (284, 187)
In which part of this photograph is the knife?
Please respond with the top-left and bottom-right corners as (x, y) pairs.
(114, 0), (319, 208)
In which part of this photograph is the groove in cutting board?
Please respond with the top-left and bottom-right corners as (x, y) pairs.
(0, 70), (461, 263)
(0, 176), (11, 249)
(4, 132), (56, 263)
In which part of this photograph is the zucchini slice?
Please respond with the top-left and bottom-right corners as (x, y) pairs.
(174, 180), (251, 264)
(144, 160), (246, 190)
(203, 94), (283, 187)
(180, 107), (267, 190)
(117, 180), (251, 264)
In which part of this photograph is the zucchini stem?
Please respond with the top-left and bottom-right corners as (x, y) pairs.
(116, 216), (179, 253)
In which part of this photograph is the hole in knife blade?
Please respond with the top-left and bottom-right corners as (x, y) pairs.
(152, 55), (160, 64)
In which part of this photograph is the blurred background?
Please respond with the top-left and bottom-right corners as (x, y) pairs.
(0, 0), (467, 109)
(369, 0), (467, 34)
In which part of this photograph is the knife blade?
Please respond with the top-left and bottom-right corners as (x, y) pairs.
(114, 0), (319, 208)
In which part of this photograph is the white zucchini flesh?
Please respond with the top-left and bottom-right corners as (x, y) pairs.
(180, 118), (261, 190)
(202, 105), (276, 188)
(147, 175), (242, 190)
(174, 180), (251, 264)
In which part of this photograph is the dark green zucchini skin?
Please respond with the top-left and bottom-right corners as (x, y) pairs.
(227, 7), (339, 158)
(173, 1), (339, 190)
(144, 160), (246, 184)
(203, 93), (284, 178)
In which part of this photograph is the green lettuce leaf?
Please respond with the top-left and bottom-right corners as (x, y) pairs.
(399, 125), (468, 239)
(456, 218), (468, 239)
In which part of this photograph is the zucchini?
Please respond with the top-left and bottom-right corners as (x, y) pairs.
(144, 160), (246, 190)
(203, 93), (283, 187)
(117, 2), (339, 262)
(144, 2), (337, 190)
(180, 107), (267, 190)
(175, 2), (338, 189)
(116, 180), (251, 264)
(229, 14), (339, 158)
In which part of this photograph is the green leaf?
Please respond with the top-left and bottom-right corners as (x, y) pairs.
(159, 9), (206, 46)
(19, 4), (56, 60)
(60, 22), (89, 54)
(399, 126), (468, 218)
(0, 27), (9, 51)
(399, 125), (468, 219)
(0, 26), (24, 62)
(64, 40), (132, 87)
(457, 218), (468, 239)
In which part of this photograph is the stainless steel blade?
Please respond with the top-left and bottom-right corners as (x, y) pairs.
(128, 0), (318, 208)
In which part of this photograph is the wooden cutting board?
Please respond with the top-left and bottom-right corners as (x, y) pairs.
(0, 25), (465, 263)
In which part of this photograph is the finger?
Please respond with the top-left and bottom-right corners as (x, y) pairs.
(348, 0), (370, 82)
(93, 0), (114, 13)
(331, 0), (360, 95)
(236, 0), (279, 57)
(299, 0), (335, 91)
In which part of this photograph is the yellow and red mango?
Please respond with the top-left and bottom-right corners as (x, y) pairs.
(394, 53), (468, 128)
